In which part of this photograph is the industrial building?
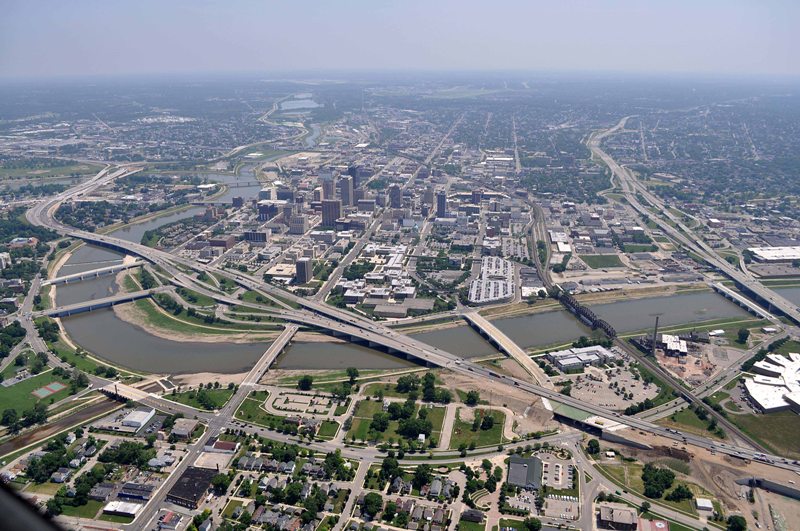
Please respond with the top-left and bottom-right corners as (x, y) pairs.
(122, 407), (156, 429)
(744, 352), (800, 413)
(747, 246), (800, 263)
(545, 345), (617, 372)
(166, 467), (217, 509)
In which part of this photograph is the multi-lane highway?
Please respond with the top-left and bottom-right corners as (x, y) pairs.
(23, 163), (800, 492)
(588, 117), (800, 326)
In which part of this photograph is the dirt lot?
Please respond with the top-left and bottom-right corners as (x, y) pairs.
(602, 429), (800, 530)
(440, 371), (559, 436)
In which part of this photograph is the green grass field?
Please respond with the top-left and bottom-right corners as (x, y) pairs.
(317, 420), (340, 439)
(458, 518), (486, 531)
(60, 500), (103, 519)
(725, 410), (800, 459)
(657, 408), (725, 440)
(0, 369), (74, 413)
(580, 254), (624, 269)
(448, 409), (505, 449)
(0, 162), (102, 179)
(168, 388), (234, 410)
(623, 243), (657, 253)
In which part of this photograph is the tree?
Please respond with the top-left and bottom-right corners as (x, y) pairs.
(587, 439), (600, 455)
(640, 501), (651, 514)
(346, 367), (359, 385)
(370, 412), (390, 433)
(381, 456), (401, 480)
(465, 390), (480, 406)
(45, 497), (63, 517)
(726, 515), (747, 531)
(480, 415), (495, 431)
(412, 464), (433, 489)
(363, 492), (383, 518)
(1, 408), (18, 427)
(383, 501), (397, 522)
(297, 375), (313, 390)
(737, 328), (751, 344)
(522, 517), (542, 531)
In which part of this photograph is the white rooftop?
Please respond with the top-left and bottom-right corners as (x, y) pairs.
(744, 352), (800, 412)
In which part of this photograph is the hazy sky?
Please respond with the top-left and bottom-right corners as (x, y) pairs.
(1, 0), (798, 79)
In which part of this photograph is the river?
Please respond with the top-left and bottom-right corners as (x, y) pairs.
(55, 171), (268, 374)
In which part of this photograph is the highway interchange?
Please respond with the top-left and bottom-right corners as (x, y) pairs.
(14, 123), (800, 529)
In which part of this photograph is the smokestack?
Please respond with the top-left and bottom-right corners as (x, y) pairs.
(651, 316), (660, 357)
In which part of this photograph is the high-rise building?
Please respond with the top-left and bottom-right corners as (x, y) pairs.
(322, 176), (337, 200)
(321, 199), (341, 227)
(436, 190), (447, 218)
(295, 257), (313, 284)
(388, 184), (402, 208)
(286, 214), (309, 235)
(340, 176), (354, 207)
(423, 186), (435, 207)
(471, 189), (483, 205)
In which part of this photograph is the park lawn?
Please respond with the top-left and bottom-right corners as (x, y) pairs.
(234, 393), (294, 429)
(347, 418), (371, 441)
(448, 409), (506, 449)
(580, 254), (624, 269)
(352, 399), (385, 419)
(333, 398), (351, 416)
(317, 420), (340, 440)
(458, 518), (486, 531)
(362, 382), (415, 399)
(168, 388), (234, 410)
(0, 369), (74, 413)
(426, 406), (446, 439)
(726, 410), (800, 459)
(1, 351), (36, 378)
(60, 500), (103, 519)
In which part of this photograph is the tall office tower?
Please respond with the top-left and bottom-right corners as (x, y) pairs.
(472, 189), (483, 204)
(321, 199), (342, 227)
(295, 257), (313, 284)
(340, 176), (354, 207)
(423, 186), (435, 207)
(322, 175), (337, 200)
(388, 184), (402, 208)
(436, 190), (447, 218)
(313, 187), (323, 201)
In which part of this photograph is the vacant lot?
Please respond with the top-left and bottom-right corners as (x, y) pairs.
(580, 254), (624, 269)
(448, 408), (505, 449)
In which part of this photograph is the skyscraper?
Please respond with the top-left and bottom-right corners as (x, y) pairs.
(296, 257), (313, 284)
(321, 199), (341, 227)
(340, 176), (354, 207)
(436, 190), (447, 218)
(388, 184), (402, 208)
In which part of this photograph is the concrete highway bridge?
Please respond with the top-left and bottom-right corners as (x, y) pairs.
(463, 311), (553, 388)
(39, 287), (169, 318)
(24, 164), (800, 477)
(711, 282), (774, 320)
(42, 260), (144, 286)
